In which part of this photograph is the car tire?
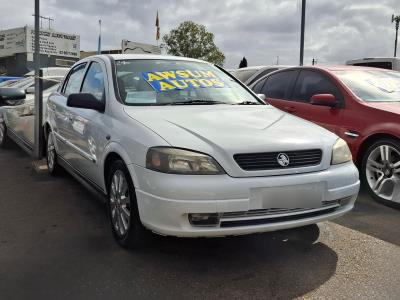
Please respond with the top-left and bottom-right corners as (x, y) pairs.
(46, 130), (60, 175)
(361, 138), (400, 208)
(107, 160), (151, 249)
(0, 121), (8, 148)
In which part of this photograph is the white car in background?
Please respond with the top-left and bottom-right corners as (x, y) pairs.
(43, 54), (359, 249)
(0, 80), (61, 151)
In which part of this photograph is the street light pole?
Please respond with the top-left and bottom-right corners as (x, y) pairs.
(299, 0), (306, 66)
(33, 0), (43, 159)
(392, 14), (400, 57)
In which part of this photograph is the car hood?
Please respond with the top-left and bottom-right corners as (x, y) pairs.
(364, 101), (400, 114)
(123, 105), (338, 177)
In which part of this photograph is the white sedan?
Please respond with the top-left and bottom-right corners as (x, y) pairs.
(44, 54), (360, 248)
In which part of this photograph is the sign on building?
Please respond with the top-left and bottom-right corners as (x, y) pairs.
(121, 40), (161, 55)
(0, 26), (80, 58)
(0, 28), (26, 57)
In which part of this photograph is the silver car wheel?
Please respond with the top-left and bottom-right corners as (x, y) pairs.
(47, 133), (56, 171)
(366, 144), (400, 203)
(110, 170), (131, 236)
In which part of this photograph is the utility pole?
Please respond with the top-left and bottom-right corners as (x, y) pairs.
(312, 58), (317, 65)
(33, 0), (43, 159)
(276, 56), (279, 65)
(299, 0), (306, 66)
(392, 14), (400, 57)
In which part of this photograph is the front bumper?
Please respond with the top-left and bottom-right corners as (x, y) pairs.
(130, 162), (360, 237)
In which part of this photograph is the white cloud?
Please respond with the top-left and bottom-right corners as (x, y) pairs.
(0, 0), (399, 68)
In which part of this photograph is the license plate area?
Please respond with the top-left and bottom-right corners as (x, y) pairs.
(250, 182), (325, 209)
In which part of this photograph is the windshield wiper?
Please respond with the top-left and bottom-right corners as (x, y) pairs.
(234, 101), (261, 105)
(165, 100), (227, 105)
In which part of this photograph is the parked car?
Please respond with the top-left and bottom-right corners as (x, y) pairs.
(250, 66), (400, 206)
(346, 57), (400, 71)
(0, 76), (22, 84)
(43, 54), (359, 248)
(0, 68), (69, 104)
(0, 81), (61, 151)
(232, 65), (289, 86)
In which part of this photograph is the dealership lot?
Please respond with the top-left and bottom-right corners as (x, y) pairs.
(0, 142), (399, 300)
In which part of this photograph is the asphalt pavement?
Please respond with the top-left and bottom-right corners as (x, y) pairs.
(1, 141), (400, 300)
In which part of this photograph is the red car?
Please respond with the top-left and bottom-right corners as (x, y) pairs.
(250, 66), (400, 206)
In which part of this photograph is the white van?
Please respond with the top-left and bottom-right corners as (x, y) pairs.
(346, 57), (400, 71)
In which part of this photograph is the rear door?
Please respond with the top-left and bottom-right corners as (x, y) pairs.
(50, 63), (88, 158)
(259, 69), (298, 112)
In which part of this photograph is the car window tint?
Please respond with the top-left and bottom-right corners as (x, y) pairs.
(292, 70), (342, 103)
(248, 68), (277, 85)
(261, 70), (296, 99)
(81, 62), (105, 101)
(64, 63), (86, 96)
(252, 78), (267, 94)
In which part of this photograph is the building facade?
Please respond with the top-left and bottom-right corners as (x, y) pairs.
(0, 26), (80, 76)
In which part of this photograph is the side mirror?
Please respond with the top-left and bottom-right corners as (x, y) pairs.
(26, 86), (35, 94)
(257, 94), (266, 101)
(67, 93), (105, 112)
(310, 94), (338, 108)
(0, 87), (26, 105)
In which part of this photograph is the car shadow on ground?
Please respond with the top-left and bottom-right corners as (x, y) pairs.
(0, 141), (338, 299)
(334, 189), (400, 247)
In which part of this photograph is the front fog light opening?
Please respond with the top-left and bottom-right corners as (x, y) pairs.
(189, 213), (220, 227)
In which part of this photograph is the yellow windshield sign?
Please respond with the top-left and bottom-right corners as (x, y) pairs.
(142, 69), (226, 92)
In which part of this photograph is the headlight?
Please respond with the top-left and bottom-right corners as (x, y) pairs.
(331, 138), (352, 165)
(146, 147), (225, 175)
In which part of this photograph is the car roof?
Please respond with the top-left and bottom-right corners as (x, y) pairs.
(269, 65), (394, 73)
(106, 54), (209, 64)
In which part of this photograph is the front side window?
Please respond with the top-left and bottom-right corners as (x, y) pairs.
(292, 70), (342, 103)
(81, 62), (105, 101)
(262, 70), (297, 100)
(334, 70), (400, 102)
(115, 59), (261, 106)
(64, 63), (87, 96)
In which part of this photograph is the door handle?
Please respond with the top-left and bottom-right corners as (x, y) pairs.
(284, 106), (296, 113)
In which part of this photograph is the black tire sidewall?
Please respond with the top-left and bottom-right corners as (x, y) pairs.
(107, 160), (148, 248)
(0, 121), (7, 148)
(361, 138), (400, 208)
(46, 131), (58, 175)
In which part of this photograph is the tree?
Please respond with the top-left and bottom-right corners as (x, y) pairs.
(238, 57), (248, 68)
(163, 21), (225, 66)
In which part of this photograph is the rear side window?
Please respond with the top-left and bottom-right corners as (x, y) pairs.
(261, 70), (297, 99)
(353, 61), (393, 70)
(63, 63), (87, 96)
(252, 78), (267, 94)
(248, 68), (277, 85)
(292, 70), (342, 103)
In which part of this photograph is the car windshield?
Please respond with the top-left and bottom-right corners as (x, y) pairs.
(334, 70), (400, 102)
(115, 59), (260, 106)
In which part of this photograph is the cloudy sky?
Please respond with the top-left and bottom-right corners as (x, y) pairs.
(1, 0), (399, 68)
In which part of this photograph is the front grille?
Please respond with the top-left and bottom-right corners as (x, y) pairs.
(220, 207), (337, 228)
(233, 149), (322, 171)
(221, 200), (339, 219)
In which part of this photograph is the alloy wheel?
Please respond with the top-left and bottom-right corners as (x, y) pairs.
(110, 170), (131, 236)
(366, 144), (400, 203)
